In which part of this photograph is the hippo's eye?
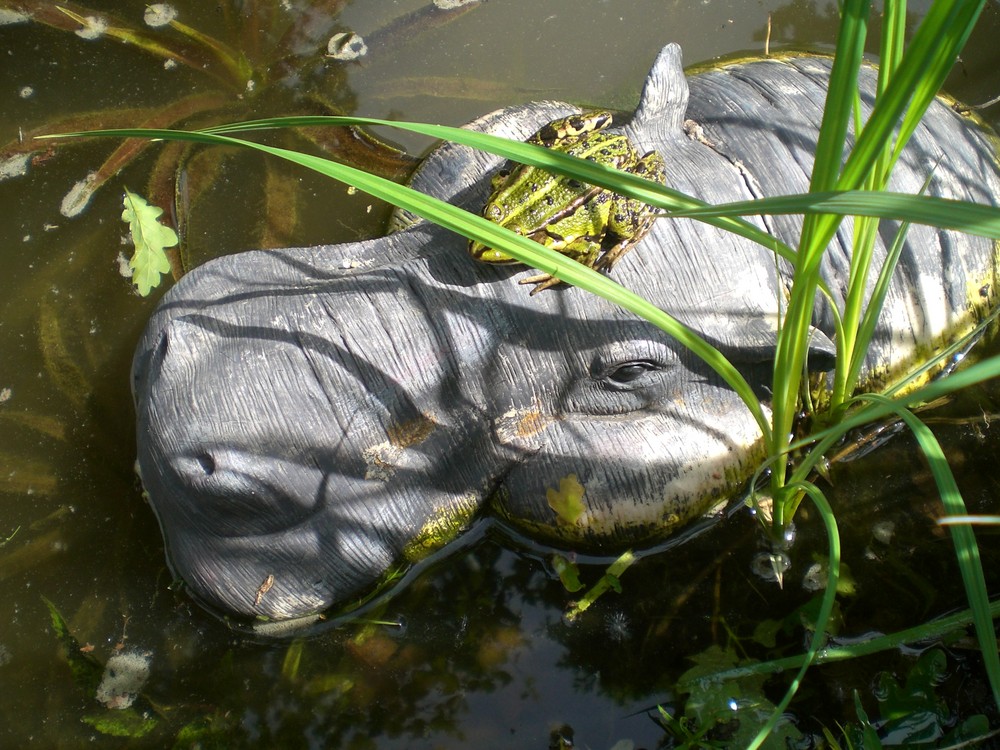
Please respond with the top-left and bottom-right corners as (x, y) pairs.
(606, 360), (659, 384)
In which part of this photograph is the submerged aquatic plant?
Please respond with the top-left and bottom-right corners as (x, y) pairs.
(0, 0), (482, 282)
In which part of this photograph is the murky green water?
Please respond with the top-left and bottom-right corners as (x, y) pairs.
(1, 1), (1000, 747)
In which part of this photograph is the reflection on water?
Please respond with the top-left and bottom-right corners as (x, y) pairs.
(1, 1), (1000, 747)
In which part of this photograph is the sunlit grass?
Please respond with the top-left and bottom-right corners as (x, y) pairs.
(760, 1), (1000, 732)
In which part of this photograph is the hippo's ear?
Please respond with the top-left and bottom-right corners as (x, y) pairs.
(632, 43), (688, 133)
(699, 317), (837, 372)
(806, 328), (838, 372)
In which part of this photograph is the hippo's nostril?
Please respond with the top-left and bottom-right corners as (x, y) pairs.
(195, 453), (216, 476)
(155, 330), (169, 361)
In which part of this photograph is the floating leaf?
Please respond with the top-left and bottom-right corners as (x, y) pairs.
(679, 644), (802, 749)
(874, 649), (948, 737)
(546, 474), (586, 525)
(1, 531), (66, 583)
(259, 163), (300, 248)
(944, 714), (991, 745)
(0, 410), (67, 441)
(303, 673), (354, 698)
(370, 75), (548, 102)
(751, 617), (783, 649)
(564, 550), (635, 621)
(121, 190), (176, 296)
(0, 451), (58, 497)
(551, 554), (583, 593)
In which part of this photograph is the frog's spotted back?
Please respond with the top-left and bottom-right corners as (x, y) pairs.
(470, 110), (668, 293)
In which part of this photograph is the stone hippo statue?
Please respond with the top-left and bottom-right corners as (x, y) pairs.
(132, 44), (1000, 624)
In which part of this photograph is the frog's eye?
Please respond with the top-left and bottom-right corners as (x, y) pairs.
(564, 116), (589, 135)
(606, 360), (660, 384)
(486, 203), (506, 221)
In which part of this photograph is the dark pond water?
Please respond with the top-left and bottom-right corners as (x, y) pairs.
(2, 1), (1000, 747)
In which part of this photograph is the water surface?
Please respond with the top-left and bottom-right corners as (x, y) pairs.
(1, 1), (1000, 746)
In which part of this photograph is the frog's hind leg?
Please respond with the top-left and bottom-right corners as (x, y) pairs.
(525, 239), (634, 292)
(524, 235), (637, 293)
(597, 149), (666, 273)
(594, 223), (652, 274)
(518, 235), (603, 295)
(520, 272), (565, 295)
(596, 197), (663, 272)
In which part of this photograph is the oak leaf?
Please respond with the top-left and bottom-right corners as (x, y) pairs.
(121, 190), (176, 296)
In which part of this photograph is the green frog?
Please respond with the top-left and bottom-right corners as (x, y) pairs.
(469, 111), (666, 293)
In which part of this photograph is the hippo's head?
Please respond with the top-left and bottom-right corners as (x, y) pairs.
(132, 220), (803, 621)
(132, 44), (1000, 622)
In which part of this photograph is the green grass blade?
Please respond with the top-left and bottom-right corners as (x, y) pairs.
(891, 1), (986, 165)
(843, 218), (911, 398)
(678, 598), (1000, 685)
(840, 0), (985, 191)
(768, 2), (987, 526)
(842, 169), (942, 402)
(197, 115), (870, 309)
(748, 482), (840, 750)
(939, 515), (1000, 526)
(838, 212), (880, 409)
(768, 0), (871, 529)
(882, 304), (1000, 398)
(198, 121), (1000, 261)
(878, 0), (907, 88)
(199, 115), (797, 261)
(39, 125), (771, 440)
(836, 0), (909, 411)
(667, 191), (1000, 239)
(808, 0), (871, 194)
(852, 394), (1000, 709)
(788, 354), (1000, 482)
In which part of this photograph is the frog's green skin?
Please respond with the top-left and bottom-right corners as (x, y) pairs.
(469, 111), (666, 293)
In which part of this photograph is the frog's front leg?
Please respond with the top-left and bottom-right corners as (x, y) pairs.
(519, 235), (603, 295)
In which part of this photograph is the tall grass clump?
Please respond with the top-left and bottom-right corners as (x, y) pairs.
(42, 0), (1000, 739)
